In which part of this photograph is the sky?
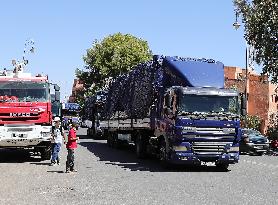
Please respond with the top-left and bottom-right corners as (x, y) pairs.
(0, 0), (251, 101)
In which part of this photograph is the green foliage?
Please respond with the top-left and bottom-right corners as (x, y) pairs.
(267, 113), (278, 140)
(76, 33), (152, 106)
(234, 0), (278, 82)
(267, 127), (278, 140)
(242, 114), (261, 131)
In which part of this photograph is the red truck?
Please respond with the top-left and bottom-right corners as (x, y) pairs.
(0, 63), (60, 159)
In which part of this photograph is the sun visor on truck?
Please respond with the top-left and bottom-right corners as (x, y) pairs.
(162, 57), (225, 88)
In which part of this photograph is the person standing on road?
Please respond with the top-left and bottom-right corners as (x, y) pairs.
(50, 117), (66, 166)
(66, 123), (79, 173)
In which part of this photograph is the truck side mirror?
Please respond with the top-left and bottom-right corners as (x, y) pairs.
(241, 94), (247, 116)
(54, 84), (60, 91)
(55, 91), (60, 102)
(241, 108), (247, 116)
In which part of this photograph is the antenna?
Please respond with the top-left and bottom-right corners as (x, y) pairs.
(23, 38), (35, 65)
(13, 39), (35, 74)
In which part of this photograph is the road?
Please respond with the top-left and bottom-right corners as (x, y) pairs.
(0, 128), (277, 205)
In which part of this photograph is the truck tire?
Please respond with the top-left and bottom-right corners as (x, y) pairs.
(40, 146), (51, 160)
(216, 163), (229, 171)
(136, 134), (147, 159)
(159, 139), (170, 168)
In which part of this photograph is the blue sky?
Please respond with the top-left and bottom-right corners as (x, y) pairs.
(0, 0), (249, 100)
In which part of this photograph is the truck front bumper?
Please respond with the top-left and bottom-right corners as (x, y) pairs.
(0, 125), (52, 147)
(170, 151), (239, 165)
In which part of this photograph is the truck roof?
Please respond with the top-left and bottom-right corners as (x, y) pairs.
(0, 69), (47, 82)
(163, 56), (224, 88)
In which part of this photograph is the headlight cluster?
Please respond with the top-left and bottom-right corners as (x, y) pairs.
(41, 132), (51, 138)
(229, 146), (239, 152)
(173, 146), (188, 151)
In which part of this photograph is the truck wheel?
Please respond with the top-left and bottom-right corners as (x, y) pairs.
(216, 163), (229, 171)
(136, 134), (147, 159)
(40, 147), (51, 160)
(159, 139), (170, 168)
(257, 152), (264, 156)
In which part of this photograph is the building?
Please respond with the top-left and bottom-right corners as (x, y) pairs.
(224, 66), (278, 133)
(69, 79), (84, 103)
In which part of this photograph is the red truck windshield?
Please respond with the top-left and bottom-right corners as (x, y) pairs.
(0, 81), (49, 102)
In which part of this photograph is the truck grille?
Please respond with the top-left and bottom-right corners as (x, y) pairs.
(196, 127), (235, 135)
(192, 142), (229, 154)
(7, 128), (33, 132)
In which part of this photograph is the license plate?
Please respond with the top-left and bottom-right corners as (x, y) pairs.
(201, 162), (215, 166)
(13, 133), (27, 138)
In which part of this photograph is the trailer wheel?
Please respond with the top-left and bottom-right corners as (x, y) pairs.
(40, 146), (51, 160)
(111, 133), (120, 149)
(136, 134), (147, 159)
(87, 129), (91, 137)
(107, 132), (113, 147)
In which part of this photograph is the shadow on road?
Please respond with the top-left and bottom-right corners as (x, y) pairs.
(79, 137), (230, 173)
(30, 162), (51, 166)
(0, 148), (42, 163)
(47, 170), (65, 174)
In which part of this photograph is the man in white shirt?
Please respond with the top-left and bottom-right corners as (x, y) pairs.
(50, 117), (66, 166)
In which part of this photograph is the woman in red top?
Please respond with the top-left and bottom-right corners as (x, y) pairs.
(66, 123), (79, 173)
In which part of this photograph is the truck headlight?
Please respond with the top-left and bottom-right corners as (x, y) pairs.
(229, 146), (239, 152)
(41, 132), (50, 138)
(173, 146), (188, 151)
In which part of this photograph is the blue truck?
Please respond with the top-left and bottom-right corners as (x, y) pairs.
(62, 102), (81, 129)
(94, 56), (243, 169)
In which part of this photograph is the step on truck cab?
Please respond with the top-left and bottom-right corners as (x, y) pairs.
(93, 56), (244, 169)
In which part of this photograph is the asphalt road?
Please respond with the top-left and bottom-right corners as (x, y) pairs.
(0, 128), (277, 205)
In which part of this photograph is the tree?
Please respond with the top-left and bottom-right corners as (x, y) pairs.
(241, 114), (261, 131)
(267, 113), (278, 140)
(77, 33), (152, 100)
(234, 0), (278, 81)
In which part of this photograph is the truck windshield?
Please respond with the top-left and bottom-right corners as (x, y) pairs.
(178, 94), (238, 114)
(0, 81), (49, 102)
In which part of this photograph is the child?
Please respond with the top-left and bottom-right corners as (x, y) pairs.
(66, 123), (79, 173)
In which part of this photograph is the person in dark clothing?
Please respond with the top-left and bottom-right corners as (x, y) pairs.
(65, 123), (79, 173)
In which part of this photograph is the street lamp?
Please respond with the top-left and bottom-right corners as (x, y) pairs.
(233, 11), (248, 120)
(233, 12), (241, 30)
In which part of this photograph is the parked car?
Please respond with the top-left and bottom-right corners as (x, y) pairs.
(240, 128), (270, 155)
